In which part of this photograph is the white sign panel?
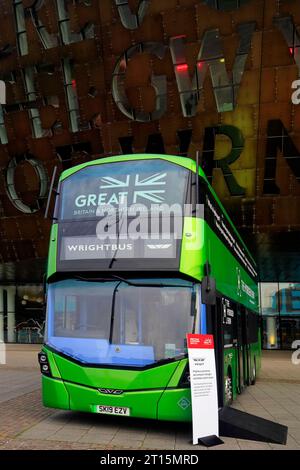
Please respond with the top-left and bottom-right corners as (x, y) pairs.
(187, 333), (219, 444)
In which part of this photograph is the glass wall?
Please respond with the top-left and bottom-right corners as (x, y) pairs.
(2, 280), (300, 348)
(260, 282), (300, 349)
(0, 284), (44, 344)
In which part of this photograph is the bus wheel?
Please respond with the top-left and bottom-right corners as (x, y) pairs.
(225, 371), (233, 405)
(250, 358), (256, 385)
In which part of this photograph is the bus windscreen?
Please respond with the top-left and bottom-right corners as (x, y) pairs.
(45, 278), (195, 367)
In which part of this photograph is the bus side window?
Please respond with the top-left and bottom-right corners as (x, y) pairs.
(247, 310), (258, 344)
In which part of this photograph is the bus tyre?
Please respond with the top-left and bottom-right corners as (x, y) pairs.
(225, 371), (233, 405)
(250, 358), (256, 385)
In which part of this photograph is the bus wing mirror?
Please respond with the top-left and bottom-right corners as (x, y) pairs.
(201, 276), (216, 305)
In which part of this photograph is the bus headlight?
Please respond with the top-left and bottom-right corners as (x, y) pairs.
(38, 352), (52, 377)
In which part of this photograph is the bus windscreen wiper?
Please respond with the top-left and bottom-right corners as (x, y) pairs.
(109, 274), (192, 288)
(72, 275), (117, 282)
(109, 280), (122, 344)
(71, 273), (193, 289)
(108, 274), (157, 286)
(71, 274), (137, 285)
(108, 210), (124, 269)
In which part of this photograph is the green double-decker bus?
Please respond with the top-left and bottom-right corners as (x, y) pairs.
(39, 154), (261, 421)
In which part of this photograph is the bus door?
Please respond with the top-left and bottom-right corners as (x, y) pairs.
(206, 299), (224, 407)
(236, 306), (249, 391)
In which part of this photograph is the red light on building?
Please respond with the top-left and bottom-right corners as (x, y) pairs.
(71, 79), (77, 89)
(176, 64), (188, 72)
(289, 47), (294, 56)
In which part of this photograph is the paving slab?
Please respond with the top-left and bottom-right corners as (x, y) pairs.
(0, 347), (299, 450)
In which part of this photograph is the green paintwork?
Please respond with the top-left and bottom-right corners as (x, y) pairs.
(205, 223), (258, 311)
(47, 224), (58, 279)
(43, 348), (61, 378)
(42, 349), (192, 421)
(42, 377), (192, 421)
(166, 359), (187, 387)
(68, 383), (163, 419)
(51, 349), (181, 390)
(206, 181), (255, 266)
(42, 375), (70, 410)
(158, 389), (192, 421)
(179, 217), (205, 281)
(179, 216), (258, 311)
(43, 153), (261, 420)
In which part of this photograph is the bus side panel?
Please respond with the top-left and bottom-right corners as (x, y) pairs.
(204, 223), (258, 312)
(47, 224), (58, 279)
(42, 376), (70, 410)
(179, 217), (205, 281)
(157, 389), (192, 422)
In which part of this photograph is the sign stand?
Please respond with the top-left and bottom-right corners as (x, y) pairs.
(187, 333), (224, 447)
(198, 435), (223, 447)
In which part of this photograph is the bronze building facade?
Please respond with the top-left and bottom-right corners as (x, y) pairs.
(0, 0), (299, 347)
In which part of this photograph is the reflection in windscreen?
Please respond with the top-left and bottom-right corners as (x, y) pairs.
(53, 283), (114, 339)
(46, 279), (195, 366)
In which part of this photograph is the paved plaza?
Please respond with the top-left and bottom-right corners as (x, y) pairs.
(0, 345), (299, 450)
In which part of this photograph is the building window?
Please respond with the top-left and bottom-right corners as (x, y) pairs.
(15, 285), (44, 344)
(280, 317), (300, 350)
(260, 282), (300, 349)
(262, 316), (280, 350)
(278, 283), (300, 350)
(260, 283), (280, 349)
(278, 283), (300, 316)
(260, 283), (279, 316)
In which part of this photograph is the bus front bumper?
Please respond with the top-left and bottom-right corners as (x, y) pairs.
(42, 375), (192, 422)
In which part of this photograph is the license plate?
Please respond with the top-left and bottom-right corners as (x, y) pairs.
(96, 405), (130, 416)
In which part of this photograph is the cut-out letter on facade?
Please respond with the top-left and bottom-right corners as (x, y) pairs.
(13, 0), (95, 56)
(112, 42), (168, 122)
(114, 0), (150, 30)
(5, 154), (48, 213)
(202, 125), (246, 196)
(169, 22), (255, 117)
(264, 120), (300, 194)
